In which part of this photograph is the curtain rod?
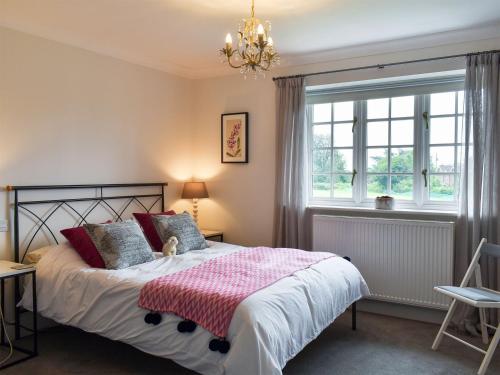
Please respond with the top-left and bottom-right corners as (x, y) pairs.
(272, 49), (500, 81)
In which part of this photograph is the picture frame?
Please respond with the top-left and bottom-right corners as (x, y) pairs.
(221, 112), (249, 163)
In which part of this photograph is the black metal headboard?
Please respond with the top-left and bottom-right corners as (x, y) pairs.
(7, 183), (168, 264)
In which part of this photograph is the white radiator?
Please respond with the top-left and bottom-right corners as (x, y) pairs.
(312, 215), (454, 309)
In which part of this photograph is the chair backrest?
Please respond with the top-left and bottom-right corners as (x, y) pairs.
(459, 238), (500, 288)
(481, 243), (500, 258)
(459, 238), (487, 287)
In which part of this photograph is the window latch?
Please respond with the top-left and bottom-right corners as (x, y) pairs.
(421, 168), (428, 187)
(422, 111), (429, 130)
(351, 169), (358, 186)
(352, 116), (358, 133)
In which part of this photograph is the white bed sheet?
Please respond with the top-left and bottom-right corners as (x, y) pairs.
(21, 241), (369, 375)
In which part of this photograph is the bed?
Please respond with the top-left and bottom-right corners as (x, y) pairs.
(10, 183), (369, 375)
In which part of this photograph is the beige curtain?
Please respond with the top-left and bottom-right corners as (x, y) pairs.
(455, 52), (500, 330)
(273, 77), (307, 249)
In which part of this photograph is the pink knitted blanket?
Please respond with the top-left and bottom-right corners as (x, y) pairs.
(138, 247), (334, 337)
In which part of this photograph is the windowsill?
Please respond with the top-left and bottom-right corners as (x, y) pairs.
(307, 204), (457, 218)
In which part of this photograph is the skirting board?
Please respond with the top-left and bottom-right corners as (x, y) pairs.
(356, 299), (446, 324)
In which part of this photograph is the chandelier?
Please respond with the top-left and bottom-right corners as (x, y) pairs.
(220, 0), (279, 78)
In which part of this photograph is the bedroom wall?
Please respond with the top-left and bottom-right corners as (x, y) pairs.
(192, 36), (500, 247)
(0, 26), (194, 260)
(2, 25), (500, 255)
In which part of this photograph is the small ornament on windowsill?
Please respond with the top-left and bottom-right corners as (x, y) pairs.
(375, 196), (395, 210)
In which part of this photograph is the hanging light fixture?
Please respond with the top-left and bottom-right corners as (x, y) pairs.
(220, 0), (279, 79)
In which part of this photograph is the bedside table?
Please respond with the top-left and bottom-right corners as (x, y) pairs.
(0, 261), (37, 370)
(201, 229), (224, 242)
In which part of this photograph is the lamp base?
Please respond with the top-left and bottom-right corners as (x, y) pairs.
(192, 198), (199, 226)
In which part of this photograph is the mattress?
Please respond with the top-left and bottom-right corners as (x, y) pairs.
(20, 241), (369, 375)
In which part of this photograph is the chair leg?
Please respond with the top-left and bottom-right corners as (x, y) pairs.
(478, 323), (500, 375)
(478, 308), (489, 345)
(432, 299), (457, 350)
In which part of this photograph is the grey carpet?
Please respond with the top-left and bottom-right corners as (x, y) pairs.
(2, 311), (499, 374)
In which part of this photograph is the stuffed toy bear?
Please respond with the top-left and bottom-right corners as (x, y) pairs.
(162, 236), (178, 256)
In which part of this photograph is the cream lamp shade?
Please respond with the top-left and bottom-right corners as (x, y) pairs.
(182, 182), (208, 226)
(181, 182), (209, 199)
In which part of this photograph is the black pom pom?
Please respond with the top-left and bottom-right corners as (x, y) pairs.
(208, 338), (230, 354)
(219, 339), (230, 354)
(185, 320), (197, 332)
(209, 339), (220, 351)
(150, 313), (162, 325)
(144, 313), (153, 324)
(177, 321), (187, 332)
(178, 320), (197, 333)
(145, 312), (162, 325)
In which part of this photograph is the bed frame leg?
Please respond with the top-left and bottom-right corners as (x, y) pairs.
(342, 256), (357, 331)
(352, 302), (357, 331)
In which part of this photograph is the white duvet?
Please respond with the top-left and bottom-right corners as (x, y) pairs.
(21, 241), (369, 375)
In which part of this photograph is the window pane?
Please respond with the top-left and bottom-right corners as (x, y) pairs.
(312, 175), (331, 198)
(367, 175), (388, 197)
(367, 148), (388, 173)
(430, 92), (455, 115)
(333, 175), (352, 198)
(313, 103), (331, 122)
(391, 96), (414, 118)
(391, 175), (413, 200)
(367, 98), (389, 119)
(313, 150), (331, 173)
(430, 146), (455, 173)
(457, 91), (464, 114)
(334, 149), (352, 172)
(429, 174), (455, 201)
(333, 123), (353, 147)
(334, 101), (353, 121)
(430, 117), (455, 144)
(391, 120), (414, 145)
(367, 121), (388, 146)
(312, 125), (331, 148)
(391, 147), (413, 173)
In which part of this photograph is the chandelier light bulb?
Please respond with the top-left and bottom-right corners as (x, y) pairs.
(257, 24), (264, 43)
(268, 36), (273, 46)
(225, 33), (233, 49)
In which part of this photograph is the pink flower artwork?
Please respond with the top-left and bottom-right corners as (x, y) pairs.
(222, 113), (247, 163)
(226, 120), (242, 157)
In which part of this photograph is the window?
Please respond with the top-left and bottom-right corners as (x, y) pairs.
(307, 75), (464, 210)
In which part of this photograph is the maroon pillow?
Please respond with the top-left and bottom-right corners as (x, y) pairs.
(61, 226), (106, 268)
(133, 211), (176, 251)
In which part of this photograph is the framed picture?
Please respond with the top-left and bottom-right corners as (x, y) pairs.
(221, 112), (248, 163)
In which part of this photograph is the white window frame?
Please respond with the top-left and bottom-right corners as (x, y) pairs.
(307, 75), (464, 211)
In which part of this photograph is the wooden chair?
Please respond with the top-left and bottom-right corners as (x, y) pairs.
(432, 238), (500, 375)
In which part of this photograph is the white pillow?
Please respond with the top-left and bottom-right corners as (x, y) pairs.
(25, 245), (54, 264)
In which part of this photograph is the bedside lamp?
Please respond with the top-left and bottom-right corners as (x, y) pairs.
(182, 181), (209, 226)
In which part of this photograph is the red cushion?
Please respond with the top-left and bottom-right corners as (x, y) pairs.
(60, 226), (106, 268)
(133, 211), (176, 251)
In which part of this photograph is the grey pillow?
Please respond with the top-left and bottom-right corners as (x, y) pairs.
(84, 220), (154, 270)
(151, 212), (208, 254)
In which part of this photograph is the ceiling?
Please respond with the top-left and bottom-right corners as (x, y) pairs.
(1, 0), (500, 79)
